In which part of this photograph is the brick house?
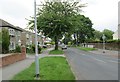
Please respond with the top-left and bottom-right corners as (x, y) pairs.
(0, 19), (44, 51)
(0, 19), (23, 50)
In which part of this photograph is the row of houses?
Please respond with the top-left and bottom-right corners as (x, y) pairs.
(0, 19), (45, 51)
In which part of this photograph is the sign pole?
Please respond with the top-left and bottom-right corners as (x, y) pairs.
(102, 34), (105, 53)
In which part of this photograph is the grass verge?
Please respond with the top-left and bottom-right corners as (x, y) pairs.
(77, 47), (96, 51)
(49, 49), (64, 55)
(12, 57), (75, 80)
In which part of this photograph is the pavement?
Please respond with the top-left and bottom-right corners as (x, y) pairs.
(64, 47), (118, 80)
(89, 49), (119, 58)
(1, 48), (53, 80)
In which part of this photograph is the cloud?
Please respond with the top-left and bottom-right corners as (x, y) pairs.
(81, 0), (118, 32)
(0, 0), (34, 18)
(0, 0), (119, 32)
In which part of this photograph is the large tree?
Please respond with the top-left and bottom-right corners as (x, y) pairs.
(28, 1), (85, 50)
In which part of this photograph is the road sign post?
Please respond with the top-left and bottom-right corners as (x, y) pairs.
(102, 34), (106, 53)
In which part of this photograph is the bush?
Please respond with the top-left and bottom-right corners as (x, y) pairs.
(27, 44), (41, 54)
(9, 50), (15, 53)
(51, 41), (55, 45)
(15, 45), (21, 53)
(68, 42), (72, 47)
(2, 28), (10, 54)
(87, 39), (120, 43)
(26, 45), (34, 54)
(32, 45), (41, 54)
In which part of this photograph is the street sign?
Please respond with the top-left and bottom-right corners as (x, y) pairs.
(102, 34), (106, 40)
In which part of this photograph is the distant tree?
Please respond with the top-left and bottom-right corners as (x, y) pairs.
(62, 33), (72, 45)
(102, 29), (114, 40)
(93, 30), (103, 41)
(73, 15), (94, 44)
(2, 28), (10, 54)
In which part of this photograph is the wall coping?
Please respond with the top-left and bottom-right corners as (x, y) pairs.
(1, 53), (21, 58)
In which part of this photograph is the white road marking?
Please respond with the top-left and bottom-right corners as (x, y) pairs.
(92, 57), (106, 63)
(81, 54), (86, 55)
(81, 53), (119, 64)
(108, 60), (119, 63)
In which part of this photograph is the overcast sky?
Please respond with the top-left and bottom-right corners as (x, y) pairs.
(0, 0), (119, 32)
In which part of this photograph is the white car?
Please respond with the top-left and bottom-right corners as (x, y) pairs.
(61, 45), (67, 50)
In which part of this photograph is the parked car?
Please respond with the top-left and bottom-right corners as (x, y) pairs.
(61, 45), (67, 50)
(43, 45), (47, 48)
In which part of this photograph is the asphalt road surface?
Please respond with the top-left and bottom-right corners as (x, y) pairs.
(64, 47), (118, 80)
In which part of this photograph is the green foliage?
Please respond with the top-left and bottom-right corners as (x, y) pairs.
(77, 47), (96, 51)
(87, 39), (120, 43)
(12, 57), (75, 80)
(72, 15), (94, 44)
(49, 49), (64, 55)
(26, 45), (34, 54)
(26, 44), (41, 54)
(28, 2), (85, 50)
(63, 33), (72, 45)
(15, 45), (21, 53)
(93, 29), (114, 41)
(2, 28), (10, 54)
(93, 30), (103, 41)
(51, 41), (55, 45)
(106, 39), (120, 43)
(68, 42), (72, 46)
(102, 29), (114, 40)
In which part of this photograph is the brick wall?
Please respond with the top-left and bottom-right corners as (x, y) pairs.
(0, 46), (26, 67)
(87, 42), (120, 51)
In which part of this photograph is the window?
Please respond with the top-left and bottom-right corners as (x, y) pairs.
(9, 41), (15, 50)
(9, 29), (15, 36)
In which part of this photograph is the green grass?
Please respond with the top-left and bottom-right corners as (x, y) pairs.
(12, 57), (75, 80)
(49, 50), (64, 55)
(77, 47), (96, 51)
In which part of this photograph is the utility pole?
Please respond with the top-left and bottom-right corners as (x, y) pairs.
(34, 0), (40, 79)
(102, 34), (105, 53)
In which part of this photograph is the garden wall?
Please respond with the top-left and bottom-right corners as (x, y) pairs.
(86, 42), (120, 51)
(0, 47), (26, 67)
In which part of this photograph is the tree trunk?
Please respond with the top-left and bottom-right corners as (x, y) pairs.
(54, 36), (58, 50)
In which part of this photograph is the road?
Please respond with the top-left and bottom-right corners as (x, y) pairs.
(64, 47), (118, 80)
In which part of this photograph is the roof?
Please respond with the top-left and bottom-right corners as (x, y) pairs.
(0, 19), (23, 31)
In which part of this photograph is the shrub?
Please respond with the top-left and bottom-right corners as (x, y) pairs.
(68, 42), (71, 47)
(51, 41), (55, 45)
(27, 44), (41, 54)
(2, 28), (10, 54)
(32, 45), (41, 54)
(15, 45), (21, 53)
(26, 45), (34, 53)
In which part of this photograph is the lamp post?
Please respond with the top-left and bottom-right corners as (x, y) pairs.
(34, 0), (40, 79)
(102, 34), (106, 53)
